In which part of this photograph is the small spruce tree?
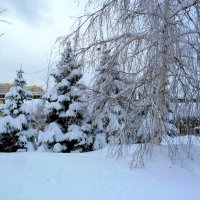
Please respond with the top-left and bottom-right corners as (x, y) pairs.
(0, 69), (36, 152)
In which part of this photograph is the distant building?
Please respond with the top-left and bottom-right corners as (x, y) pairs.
(0, 83), (43, 104)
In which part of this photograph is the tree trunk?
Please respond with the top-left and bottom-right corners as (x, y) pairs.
(154, 0), (170, 145)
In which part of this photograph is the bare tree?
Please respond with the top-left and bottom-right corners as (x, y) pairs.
(62, 0), (200, 165)
(0, 9), (11, 37)
(33, 48), (55, 136)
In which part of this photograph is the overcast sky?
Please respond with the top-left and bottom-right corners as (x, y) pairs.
(0, 0), (87, 88)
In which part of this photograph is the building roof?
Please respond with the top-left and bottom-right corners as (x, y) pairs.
(0, 83), (43, 94)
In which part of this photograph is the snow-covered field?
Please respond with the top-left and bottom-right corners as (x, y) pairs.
(0, 141), (200, 200)
(2, 79), (199, 200)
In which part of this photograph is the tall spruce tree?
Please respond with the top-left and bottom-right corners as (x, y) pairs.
(92, 46), (127, 150)
(38, 42), (92, 153)
(0, 69), (36, 152)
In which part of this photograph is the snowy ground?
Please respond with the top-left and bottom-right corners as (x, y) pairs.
(0, 138), (200, 200)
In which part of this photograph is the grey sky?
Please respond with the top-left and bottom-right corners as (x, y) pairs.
(1, 0), (50, 25)
(0, 0), (86, 88)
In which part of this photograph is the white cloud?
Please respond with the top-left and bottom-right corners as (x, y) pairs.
(0, 0), (86, 88)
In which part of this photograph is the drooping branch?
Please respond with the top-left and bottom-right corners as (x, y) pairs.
(168, 0), (200, 19)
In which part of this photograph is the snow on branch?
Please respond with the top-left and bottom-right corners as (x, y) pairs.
(168, 0), (200, 19)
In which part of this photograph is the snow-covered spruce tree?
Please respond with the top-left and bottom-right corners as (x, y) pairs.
(129, 79), (179, 144)
(0, 69), (36, 152)
(64, 0), (200, 164)
(38, 42), (92, 153)
(92, 45), (127, 150)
